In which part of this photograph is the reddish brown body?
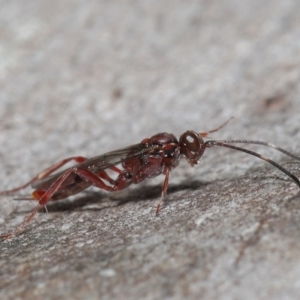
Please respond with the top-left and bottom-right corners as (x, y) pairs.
(1, 118), (300, 239)
(32, 132), (181, 204)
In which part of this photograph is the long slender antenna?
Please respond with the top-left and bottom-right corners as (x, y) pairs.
(205, 140), (300, 188)
(209, 140), (300, 160)
(199, 117), (234, 137)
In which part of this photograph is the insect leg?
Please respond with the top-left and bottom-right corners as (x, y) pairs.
(0, 156), (87, 195)
(1, 204), (42, 239)
(97, 166), (123, 185)
(109, 166), (122, 174)
(37, 167), (115, 205)
(155, 168), (170, 214)
(1, 167), (115, 239)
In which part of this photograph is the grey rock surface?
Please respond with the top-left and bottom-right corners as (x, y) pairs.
(0, 1), (300, 299)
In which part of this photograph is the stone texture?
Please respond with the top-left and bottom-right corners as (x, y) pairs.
(0, 1), (300, 299)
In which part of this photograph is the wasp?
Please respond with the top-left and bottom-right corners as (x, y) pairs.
(1, 118), (299, 239)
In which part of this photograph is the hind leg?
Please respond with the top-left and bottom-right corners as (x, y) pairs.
(0, 156), (87, 196)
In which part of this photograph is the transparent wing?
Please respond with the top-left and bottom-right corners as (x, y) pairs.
(31, 143), (153, 189)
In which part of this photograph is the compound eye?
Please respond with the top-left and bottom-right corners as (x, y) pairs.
(180, 131), (201, 152)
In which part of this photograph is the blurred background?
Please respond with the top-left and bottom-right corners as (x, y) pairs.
(1, 1), (299, 163)
(0, 1), (300, 299)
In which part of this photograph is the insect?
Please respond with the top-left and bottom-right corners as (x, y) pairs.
(1, 118), (300, 239)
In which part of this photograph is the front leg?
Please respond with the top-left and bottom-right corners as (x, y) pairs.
(155, 168), (170, 214)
